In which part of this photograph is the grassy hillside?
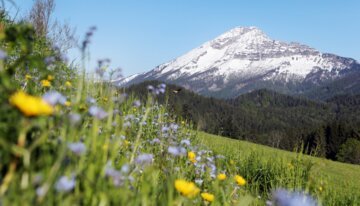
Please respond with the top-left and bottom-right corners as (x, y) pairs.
(198, 131), (360, 194)
(127, 81), (360, 164)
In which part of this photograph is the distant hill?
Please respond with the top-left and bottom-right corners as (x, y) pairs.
(125, 81), (360, 164)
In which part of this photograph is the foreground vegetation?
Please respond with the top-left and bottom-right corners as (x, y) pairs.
(1, 8), (359, 205)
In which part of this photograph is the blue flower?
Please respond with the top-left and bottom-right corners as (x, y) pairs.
(180, 139), (191, 146)
(133, 100), (141, 107)
(135, 153), (153, 165)
(271, 189), (318, 206)
(42, 91), (67, 106)
(0, 49), (7, 60)
(55, 175), (75, 192)
(167, 146), (186, 156)
(69, 113), (81, 124)
(89, 106), (108, 119)
(67, 142), (86, 155)
(86, 97), (97, 104)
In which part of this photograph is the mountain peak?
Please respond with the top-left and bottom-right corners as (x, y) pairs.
(210, 26), (270, 50)
(116, 26), (360, 99)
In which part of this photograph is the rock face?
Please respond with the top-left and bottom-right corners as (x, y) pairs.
(114, 26), (360, 99)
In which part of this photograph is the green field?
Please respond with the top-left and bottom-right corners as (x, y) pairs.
(198, 131), (360, 194)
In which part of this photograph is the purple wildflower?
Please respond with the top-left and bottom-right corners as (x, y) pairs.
(135, 153), (153, 165)
(167, 146), (187, 156)
(67, 142), (86, 155)
(271, 189), (318, 206)
(0, 49), (7, 60)
(89, 106), (108, 119)
(69, 113), (81, 124)
(43, 91), (67, 106)
(133, 100), (141, 107)
(55, 175), (75, 192)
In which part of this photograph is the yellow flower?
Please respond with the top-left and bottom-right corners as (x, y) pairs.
(217, 173), (227, 181)
(41, 79), (51, 87)
(201, 192), (215, 202)
(25, 74), (32, 80)
(65, 81), (72, 88)
(47, 75), (54, 81)
(174, 179), (200, 198)
(318, 186), (323, 192)
(102, 97), (108, 102)
(9, 91), (53, 116)
(188, 151), (196, 163)
(234, 175), (246, 186)
(64, 101), (71, 107)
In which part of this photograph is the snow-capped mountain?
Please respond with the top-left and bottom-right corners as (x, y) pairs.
(114, 26), (360, 98)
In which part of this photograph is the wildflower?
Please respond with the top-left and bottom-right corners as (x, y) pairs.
(217, 173), (227, 181)
(133, 100), (141, 107)
(159, 83), (166, 89)
(42, 91), (67, 106)
(170, 123), (179, 131)
(25, 74), (32, 80)
(168, 146), (186, 156)
(65, 81), (72, 88)
(150, 138), (161, 144)
(41, 79), (51, 87)
(188, 151), (197, 163)
(47, 75), (54, 81)
(235, 175), (246, 186)
(36, 185), (47, 197)
(9, 91), (53, 116)
(67, 142), (86, 155)
(147, 85), (154, 92)
(89, 106), (108, 119)
(55, 175), (75, 192)
(69, 113), (81, 124)
(174, 179), (200, 198)
(135, 153), (153, 165)
(195, 179), (203, 186)
(121, 164), (130, 174)
(64, 101), (71, 107)
(44, 56), (56, 65)
(0, 49), (7, 60)
(180, 139), (191, 146)
(86, 97), (96, 104)
(123, 121), (131, 128)
(271, 189), (317, 206)
(201, 192), (215, 202)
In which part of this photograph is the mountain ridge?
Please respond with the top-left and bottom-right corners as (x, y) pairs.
(115, 26), (360, 99)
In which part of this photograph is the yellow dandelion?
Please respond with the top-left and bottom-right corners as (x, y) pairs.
(64, 101), (71, 107)
(234, 175), (246, 186)
(201, 192), (215, 202)
(217, 173), (227, 181)
(65, 81), (72, 88)
(102, 143), (109, 150)
(25, 74), (32, 80)
(174, 179), (200, 198)
(9, 91), (53, 116)
(188, 151), (196, 163)
(47, 75), (54, 81)
(41, 79), (51, 87)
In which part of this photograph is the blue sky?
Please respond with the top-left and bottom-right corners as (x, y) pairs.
(6, 0), (360, 77)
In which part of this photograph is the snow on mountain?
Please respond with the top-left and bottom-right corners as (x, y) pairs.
(114, 26), (360, 98)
